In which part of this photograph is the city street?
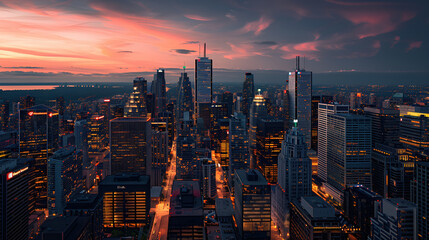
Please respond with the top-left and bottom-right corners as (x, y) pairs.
(149, 142), (177, 240)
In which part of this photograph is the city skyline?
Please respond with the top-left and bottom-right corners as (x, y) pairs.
(0, 0), (428, 84)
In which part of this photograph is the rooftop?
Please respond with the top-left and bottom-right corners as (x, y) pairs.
(170, 180), (203, 217)
(235, 169), (268, 186)
(99, 173), (150, 186)
(215, 198), (234, 217)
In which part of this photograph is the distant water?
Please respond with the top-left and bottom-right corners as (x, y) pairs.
(0, 85), (59, 91)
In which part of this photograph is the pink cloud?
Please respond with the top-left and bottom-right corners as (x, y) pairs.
(407, 41), (423, 52)
(184, 14), (214, 21)
(240, 16), (272, 36)
(392, 36), (400, 47)
(224, 43), (262, 60)
(373, 40), (381, 49)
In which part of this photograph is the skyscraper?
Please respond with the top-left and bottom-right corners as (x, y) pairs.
(325, 114), (372, 203)
(0, 100), (9, 131)
(364, 107), (400, 147)
(371, 198), (417, 240)
(87, 115), (107, 154)
(228, 112), (249, 192)
(151, 125), (168, 186)
(411, 161), (429, 239)
(399, 112), (429, 160)
(177, 71), (194, 121)
(176, 136), (198, 180)
(221, 91), (234, 116)
(110, 117), (152, 175)
(289, 56), (312, 149)
(317, 103), (349, 182)
(0, 159), (32, 240)
(255, 118), (284, 184)
(273, 126), (312, 236)
(242, 72), (255, 119)
(234, 169), (271, 240)
(153, 68), (167, 117)
(124, 77), (147, 118)
(201, 158), (216, 199)
(47, 147), (84, 216)
(195, 43), (213, 129)
(249, 91), (268, 169)
(311, 95), (333, 151)
(19, 104), (59, 209)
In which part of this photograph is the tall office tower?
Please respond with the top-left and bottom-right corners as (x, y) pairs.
(201, 158), (216, 199)
(290, 196), (343, 240)
(228, 112), (249, 192)
(177, 71), (194, 121)
(344, 185), (382, 240)
(369, 93), (377, 106)
(210, 103), (229, 166)
(283, 86), (290, 130)
(87, 115), (106, 154)
(124, 77), (147, 118)
(234, 169), (271, 240)
(277, 126), (312, 200)
(176, 136), (198, 180)
(325, 114), (371, 203)
(153, 69), (167, 116)
(195, 43), (213, 129)
(168, 180), (204, 239)
(289, 56), (312, 149)
(255, 118), (284, 184)
(74, 119), (89, 165)
(20, 95), (36, 109)
(0, 100), (9, 131)
(273, 126), (312, 236)
(242, 72), (255, 119)
(110, 117), (152, 175)
(371, 198), (417, 240)
(100, 174), (150, 230)
(317, 103), (349, 182)
(100, 99), (111, 139)
(399, 112), (429, 160)
(146, 93), (155, 116)
(64, 193), (103, 240)
(56, 96), (65, 116)
(411, 161), (429, 239)
(221, 91), (234, 116)
(349, 92), (357, 109)
(151, 128), (168, 186)
(364, 107), (400, 147)
(0, 159), (32, 240)
(19, 105), (59, 209)
(47, 147), (84, 216)
(249, 91), (268, 169)
(311, 95), (333, 151)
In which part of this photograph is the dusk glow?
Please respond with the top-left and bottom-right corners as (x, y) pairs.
(0, 0), (427, 83)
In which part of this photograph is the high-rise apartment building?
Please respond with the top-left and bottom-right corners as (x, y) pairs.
(317, 103), (349, 182)
(201, 158), (216, 199)
(234, 169), (270, 240)
(100, 174), (150, 230)
(19, 104), (59, 209)
(110, 117), (152, 175)
(325, 114), (372, 203)
(289, 56), (312, 149)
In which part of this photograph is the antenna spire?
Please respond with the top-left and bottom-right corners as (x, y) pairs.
(296, 56), (300, 71)
(204, 43), (206, 58)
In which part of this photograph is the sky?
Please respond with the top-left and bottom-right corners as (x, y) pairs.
(0, 0), (428, 84)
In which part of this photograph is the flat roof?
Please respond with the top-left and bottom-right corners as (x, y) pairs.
(235, 169), (268, 186)
(99, 173), (150, 186)
(215, 198), (234, 217)
(170, 180), (203, 217)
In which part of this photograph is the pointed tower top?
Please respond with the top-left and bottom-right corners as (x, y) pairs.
(204, 43), (206, 58)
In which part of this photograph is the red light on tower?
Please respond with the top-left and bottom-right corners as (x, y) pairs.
(48, 112), (53, 118)
(104, 99), (110, 103)
(6, 172), (13, 180)
(28, 111), (34, 116)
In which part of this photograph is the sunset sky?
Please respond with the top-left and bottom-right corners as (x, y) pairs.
(0, 0), (428, 83)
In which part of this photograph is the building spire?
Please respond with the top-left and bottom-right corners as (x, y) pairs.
(204, 43), (206, 58)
